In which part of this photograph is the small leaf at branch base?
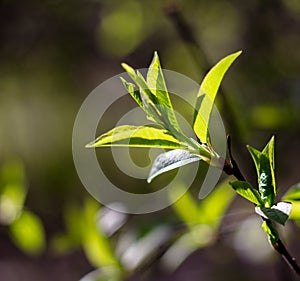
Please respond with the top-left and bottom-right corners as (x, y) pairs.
(230, 181), (263, 206)
(147, 149), (202, 183)
(255, 202), (292, 225)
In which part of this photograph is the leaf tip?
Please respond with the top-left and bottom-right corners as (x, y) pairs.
(85, 141), (95, 148)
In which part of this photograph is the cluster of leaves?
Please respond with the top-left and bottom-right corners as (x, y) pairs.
(87, 51), (241, 182)
(86, 51), (300, 278)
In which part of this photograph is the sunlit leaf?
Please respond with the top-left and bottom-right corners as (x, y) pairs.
(82, 199), (120, 268)
(147, 149), (202, 183)
(9, 210), (45, 255)
(86, 125), (189, 149)
(121, 63), (162, 124)
(193, 51), (241, 143)
(120, 77), (144, 109)
(255, 202), (292, 225)
(147, 52), (182, 133)
(230, 181), (263, 206)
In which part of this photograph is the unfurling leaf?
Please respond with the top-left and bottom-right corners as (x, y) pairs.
(247, 136), (276, 207)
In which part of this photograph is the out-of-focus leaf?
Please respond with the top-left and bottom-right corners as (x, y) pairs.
(86, 125), (189, 149)
(121, 225), (171, 271)
(97, 1), (144, 57)
(9, 210), (45, 255)
(247, 136), (276, 207)
(255, 202), (292, 225)
(282, 182), (300, 201)
(250, 104), (292, 129)
(146, 52), (182, 134)
(198, 176), (236, 227)
(289, 201), (300, 220)
(169, 183), (200, 225)
(147, 149), (202, 183)
(162, 224), (214, 272)
(193, 51), (241, 144)
(82, 199), (120, 269)
(230, 181), (263, 206)
(0, 159), (27, 225)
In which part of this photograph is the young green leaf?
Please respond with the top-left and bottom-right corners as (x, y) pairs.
(147, 52), (182, 133)
(121, 63), (162, 125)
(247, 136), (276, 207)
(86, 125), (189, 149)
(230, 181), (263, 206)
(120, 77), (144, 109)
(255, 202), (292, 225)
(147, 149), (203, 183)
(193, 51), (242, 144)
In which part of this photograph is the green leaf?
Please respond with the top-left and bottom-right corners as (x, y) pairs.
(121, 63), (162, 124)
(230, 181), (263, 206)
(147, 149), (202, 183)
(120, 77), (144, 109)
(169, 183), (200, 225)
(255, 202), (292, 225)
(82, 199), (120, 268)
(86, 125), (189, 149)
(262, 136), (276, 196)
(193, 51), (242, 143)
(261, 220), (279, 244)
(198, 176), (236, 227)
(147, 52), (182, 133)
(9, 210), (46, 255)
(282, 182), (300, 201)
(247, 136), (276, 207)
(288, 201), (300, 220)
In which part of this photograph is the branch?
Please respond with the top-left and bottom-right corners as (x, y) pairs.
(223, 136), (300, 276)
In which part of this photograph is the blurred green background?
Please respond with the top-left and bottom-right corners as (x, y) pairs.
(1, 0), (300, 280)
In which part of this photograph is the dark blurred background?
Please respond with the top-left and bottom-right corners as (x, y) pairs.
(1, 0), (300, 280)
